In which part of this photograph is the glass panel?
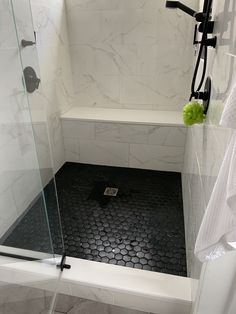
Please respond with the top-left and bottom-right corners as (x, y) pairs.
(0, 0), (63, 312)
(0, 0), (64, 260)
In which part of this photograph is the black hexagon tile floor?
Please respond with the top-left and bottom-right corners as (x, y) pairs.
(3, 162), (187, 276)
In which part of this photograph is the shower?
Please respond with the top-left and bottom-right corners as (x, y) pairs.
(166, 1), (207, 21)
(1, 0), (234, 313)
(166, 0), (217, 113)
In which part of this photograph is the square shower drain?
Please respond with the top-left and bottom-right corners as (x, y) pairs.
(104, 187), (119, 196)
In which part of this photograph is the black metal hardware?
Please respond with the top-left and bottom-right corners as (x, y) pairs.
(23, 66), (41, 93)
(21, 39), (35, 47)
(21, 32), (36, 48)
(165, 1), (207, 22)
(194, 36), (217, 48)
(57, 252), (71, 271)
(191, 77), (211, 114)
(199, 21), (214, 33)
(202, 76), (211, 114)
(166, 0), (214, 116)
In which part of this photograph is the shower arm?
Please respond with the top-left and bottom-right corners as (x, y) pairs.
(165, 1), (206, 22)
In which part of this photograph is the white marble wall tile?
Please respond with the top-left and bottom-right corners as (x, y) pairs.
(101, 11), (124, 44)
(73, 75), (121, 108)
(46, 112), (65, 172)
(31, 0), (69, 47)
(148, 126), (186, 147)
(112, 290), (191, 314)
(32, 123), (53, 186)
(67, 299), (147, 314)
(0, 49), (25, 99)
(62, 120), (186, 171)
(120, 74), (189, 110)
(0, 188), (18, 238)
(78, 139), (129, 167)
(129, 144), (184, 172)
(68, 284), (114, 305)
(136, 45), (157, 76)
(66, 0), (198, 111)
(67, 10), (102, 45)
(54, 294), (78, 313)
(0, 285), (47, 306)
(120, 76), (163, 106)
(12, 170), (42, 216)
(64, 138), (80, 162)
(62, 121), (95, 139)
(0, 297), (47, 314)
(65, 0), (120, 11)
(71, 44), (137, 77)
(30, 0), (75, 173)
(95, 123), (187, 146)
(54, 293), (148, 314)
(108, 44), (137, 76)
(122, 10), (157, 45)
(156, 2), (196, 47)
(95, 123), (151, 144)
(0, 0), (19, 49)
(119, 0), (158, 11)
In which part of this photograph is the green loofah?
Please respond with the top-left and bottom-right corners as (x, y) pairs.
(183, 101), (206, 126)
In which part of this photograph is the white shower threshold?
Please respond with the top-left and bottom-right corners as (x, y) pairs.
(0, 253), (192, 314)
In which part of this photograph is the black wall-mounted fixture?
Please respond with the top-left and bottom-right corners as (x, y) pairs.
(165, 0), (217, 108)
(23, 66), (41, 93)
(21, 32), (36, 48)
(166, 1), (206, 22)
(21, 39), (36, 48)
(191, 77), (211, 115)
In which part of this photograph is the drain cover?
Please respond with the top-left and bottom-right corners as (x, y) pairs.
(104, 187), (119, 196)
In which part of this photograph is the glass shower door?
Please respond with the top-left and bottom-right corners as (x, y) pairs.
(0, 0), (65, 312)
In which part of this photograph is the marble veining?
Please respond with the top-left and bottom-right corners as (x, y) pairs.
(54, 294), (149, 314)
(62, 117), (186, 172)
(66, 0), (197, 111)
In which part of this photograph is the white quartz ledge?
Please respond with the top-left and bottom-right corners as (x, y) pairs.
(0, 256), (192, 314)
(61, 107), (184, 127)
(64, 257), (192, 303)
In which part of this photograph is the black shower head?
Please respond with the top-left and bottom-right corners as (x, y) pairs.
(166, 1), (179, 8)
(165, 1), (206, 22)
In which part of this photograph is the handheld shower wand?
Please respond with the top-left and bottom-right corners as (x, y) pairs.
(165, 0), (217, 112)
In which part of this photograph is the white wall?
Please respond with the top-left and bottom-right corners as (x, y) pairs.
(30, 0), (74, 173)
(182, 0), (236, 310)
(65, 0), (198, 111)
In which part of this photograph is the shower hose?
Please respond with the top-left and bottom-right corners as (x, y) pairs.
(190, 0), (212, 101)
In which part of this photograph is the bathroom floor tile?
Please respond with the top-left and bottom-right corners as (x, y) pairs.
(2, 162), (186, 276)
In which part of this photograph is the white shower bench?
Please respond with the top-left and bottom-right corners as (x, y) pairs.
(61, 107), (186, 172)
